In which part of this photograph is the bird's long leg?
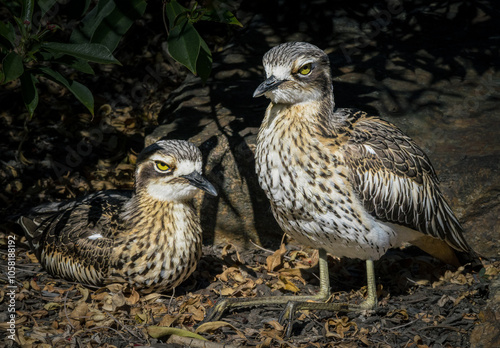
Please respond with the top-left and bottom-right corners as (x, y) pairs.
(202, 248), (332, 323)
(279, 259), (378, 336)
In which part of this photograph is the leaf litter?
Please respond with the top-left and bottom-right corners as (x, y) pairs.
(1, 232), (497, 347)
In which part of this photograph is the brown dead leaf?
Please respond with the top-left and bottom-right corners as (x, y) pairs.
(267, 243), (287, 272)
(30, 279), (41, 291)
(142, 292), (163, 303)
(278, 268), (307, 285)
(105, 283), (125, 293)
(259, 328), (284, 341)
(77, 285), (90, 303)
(91, 291), (109, 301)
(30, 309), (49, 319)
(221, 243), (243, 263)
(70, 302), (89, 321)
(42, 282), (55, 293)
(325, 317), (358, 338)
(44, 302), (61, 311)
(278, 275), (300, 293)
(90, 310), (107, 322)
(437, 294), (454, 307)
(126, 288), (140, 305)
(179, 295), (205, 321)
(387, 308), (409, 321)
(101, 295), (115, 312)
(111, 291), (126, 309)
(158, 313), (181, 327)
(135, 313), (148, 324)
(196, 321), (246, 339)
(219, 287), (236, 296)
(266, 320), (284, 331)
(216, 266), (240, 283)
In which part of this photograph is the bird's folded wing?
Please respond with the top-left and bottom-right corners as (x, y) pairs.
(341, 114), (470, 253)
(18, 190), (131, 275)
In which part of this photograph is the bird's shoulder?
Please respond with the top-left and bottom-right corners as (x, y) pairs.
(328, 108), (436, 184)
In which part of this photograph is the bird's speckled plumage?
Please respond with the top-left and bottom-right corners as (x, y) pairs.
(18, 140), (217, 291)
(255, 41), (473, 262)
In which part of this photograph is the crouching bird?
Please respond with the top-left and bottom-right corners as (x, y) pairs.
(203, 42), (480, 334)
(18, 140), (217, 292)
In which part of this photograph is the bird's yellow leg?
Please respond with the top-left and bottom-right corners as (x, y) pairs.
(279, 259), (377, 336)
(202, 248), (332, 323)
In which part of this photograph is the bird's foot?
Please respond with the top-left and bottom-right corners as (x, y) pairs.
(201, 297), (233, 324)
(278, 299), (377, 337)
(201, 291), (330, 326)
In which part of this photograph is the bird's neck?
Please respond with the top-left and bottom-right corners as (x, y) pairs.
(120, 192), (199, 241)
(262, 94), (336, 136)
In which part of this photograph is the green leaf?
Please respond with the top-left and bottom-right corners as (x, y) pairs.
(91, 0), (147, 52)
(70, 0), (116, 45)
(38, 0), (58, 18)
(54, 56), (95, 74)
(165, 0), (189, 31)
(21, 0), (35, 23)
(41, 42), (121, 65)
(196, 37), (212, 83)
(66, 58), (95, 75)
(38, 67), (94, 115)
(2, 52), (24, 83)
(13, 16), (27, 38)
(0, 21), (16, 47)
(20, 71), (38, 117)
(70, 0), (146, 52)
(167, 19), (200, 74)
(202, 9), (242, 27)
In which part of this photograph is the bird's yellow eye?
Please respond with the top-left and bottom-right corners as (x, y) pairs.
(298, 63), (312, 75)
(155, 161), (170, 172)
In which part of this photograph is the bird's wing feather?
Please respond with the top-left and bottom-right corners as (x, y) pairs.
(339, 111), (470, 252)
(18, 190), (132, 284)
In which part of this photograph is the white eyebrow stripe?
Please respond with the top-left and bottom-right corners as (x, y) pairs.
(88, 233), (103, 240)
(150, 154), (173, 163)
(267, 65), (290, 80)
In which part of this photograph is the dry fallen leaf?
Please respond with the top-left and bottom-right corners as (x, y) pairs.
(387, 308), (409, 321)
(277, 275), (300, 293)
(30, 279), (41, 291)
(126, 288), (140, 305)
(43, 302), (61, 311)
(266, 243), (287, 272)
(196, 321), (246, 339)
(325, 317), (358, 338)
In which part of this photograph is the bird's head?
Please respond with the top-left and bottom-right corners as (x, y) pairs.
(253, 42), (333, 105)
(134, 140), (217, 202)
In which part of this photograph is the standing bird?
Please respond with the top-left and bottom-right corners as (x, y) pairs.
(18, 140), (217, 292)
(204, 42), (478, 330)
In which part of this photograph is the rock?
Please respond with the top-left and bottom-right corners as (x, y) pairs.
(470, 274), (500, 348)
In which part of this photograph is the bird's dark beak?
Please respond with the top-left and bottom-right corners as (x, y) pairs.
(182, 171), (218, 196)
(253, 75), (285, 98)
